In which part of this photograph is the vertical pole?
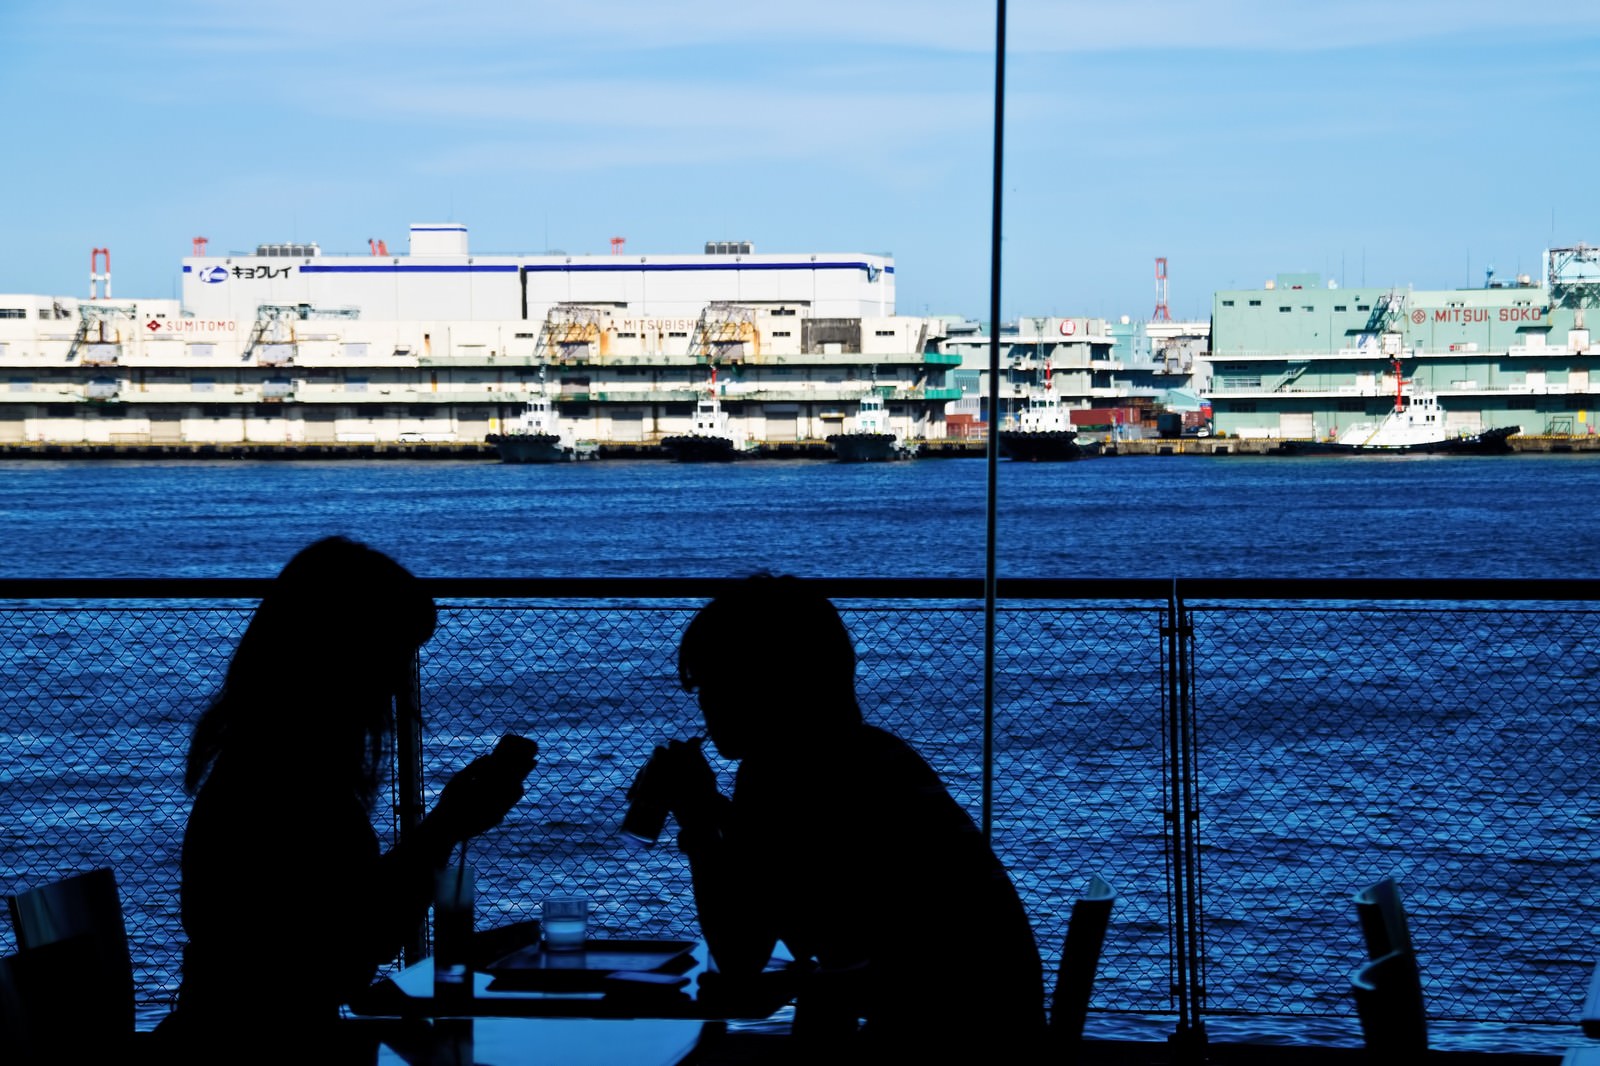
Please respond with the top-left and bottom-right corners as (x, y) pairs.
(395, 649), (427, 964)
(1164, 580), (1206, 1059)
(1160, 582), (1188, 1041)
(981, 0), (1006, 841)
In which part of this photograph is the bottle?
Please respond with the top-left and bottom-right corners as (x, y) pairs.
(433, 864), (475, 1006)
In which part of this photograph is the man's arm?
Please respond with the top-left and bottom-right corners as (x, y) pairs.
(651, 741), (780, 975)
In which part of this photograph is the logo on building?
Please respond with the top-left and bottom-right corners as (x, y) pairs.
(1411, 310), (1426, 324)
(198, 266), (228, 284)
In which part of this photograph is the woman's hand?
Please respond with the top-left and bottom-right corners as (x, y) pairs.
(430, 734), (538, 844)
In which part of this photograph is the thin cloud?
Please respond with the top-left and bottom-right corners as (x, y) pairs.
(24, 1), (1600, 57)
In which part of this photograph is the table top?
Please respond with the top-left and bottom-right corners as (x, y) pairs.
(1584, 955), (1600, 1038)
(349, 939), (795, 1022)
(345, 1017), (710, 1066)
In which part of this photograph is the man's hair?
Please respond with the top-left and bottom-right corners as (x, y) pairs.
(678, 574), (860, 719)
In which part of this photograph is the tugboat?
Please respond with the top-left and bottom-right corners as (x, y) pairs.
(827, 392), (916, 462)
(1295, 359), (1519, 455)
(488, 392), (596, 463)
(661, 367), (752, 462)
(999, 360), (1081, 461)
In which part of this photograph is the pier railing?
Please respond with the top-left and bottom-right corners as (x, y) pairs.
(2, 577), (1597, 1047)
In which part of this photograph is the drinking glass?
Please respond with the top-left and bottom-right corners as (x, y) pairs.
(542, 897), (588, 952)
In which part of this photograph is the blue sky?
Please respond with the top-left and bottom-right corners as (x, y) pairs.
(4, 1), (1599, 321)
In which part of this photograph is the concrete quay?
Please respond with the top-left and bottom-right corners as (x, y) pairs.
(1109, 435), (1600, 456)
(0, 441), (498, 460)
(0, 435), (1594, 460)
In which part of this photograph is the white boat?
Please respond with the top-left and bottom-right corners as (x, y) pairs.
(660, 369), (753, 462)
(488, 394), (596, 463)
(1302, 360), (1518, 454)
(827, 392), (915, 462)
(999, 381), (1081, 462)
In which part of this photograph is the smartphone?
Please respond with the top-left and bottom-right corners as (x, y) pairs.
(493, 734), (539, 778)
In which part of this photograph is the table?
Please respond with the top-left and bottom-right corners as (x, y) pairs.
(345, 939), (795, 1065)
(1586, 957), (1600, 1038)
(350, 941), (794, 1022)
(357, 1017), (710, 1066)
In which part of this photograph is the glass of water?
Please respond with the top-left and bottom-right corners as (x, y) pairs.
(542, 897), (588, 952)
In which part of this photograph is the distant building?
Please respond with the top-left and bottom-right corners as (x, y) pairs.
(941, 316), (1209, 439)
(0, 224), (963, 447)
(1208, 248), (1600, 440)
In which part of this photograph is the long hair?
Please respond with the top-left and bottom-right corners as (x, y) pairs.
(184, 537), (437, 802)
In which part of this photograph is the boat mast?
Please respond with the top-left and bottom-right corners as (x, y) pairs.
(1391, 356), (1409, 414)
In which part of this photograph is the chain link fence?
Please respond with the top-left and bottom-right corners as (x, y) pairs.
(0, 585), (1595, 1039)
(1188, 601), (1600, 1026)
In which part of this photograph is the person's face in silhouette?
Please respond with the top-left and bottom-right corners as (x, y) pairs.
(694, 667), (756, 761)
(694, 656), (826, 762)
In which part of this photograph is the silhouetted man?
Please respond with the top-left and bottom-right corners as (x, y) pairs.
(644, 575), (1044, 1060)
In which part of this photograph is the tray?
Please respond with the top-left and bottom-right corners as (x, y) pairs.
(484, 938), (697, 992)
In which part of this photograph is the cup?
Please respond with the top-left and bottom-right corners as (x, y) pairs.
(433, 865), (474, 1004)
(542, 896), (588, 952)
(620, 737), (704, 846)
(620, 757), (669, 846)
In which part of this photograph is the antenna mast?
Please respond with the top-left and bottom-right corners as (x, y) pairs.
(1153, 257), (1171, 321)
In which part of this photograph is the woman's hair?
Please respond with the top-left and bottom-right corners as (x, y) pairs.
(678, 574), (861, 734)
(184, 537), (437, 800)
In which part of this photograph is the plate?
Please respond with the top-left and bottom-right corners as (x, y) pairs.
(484, 939), (697, 992)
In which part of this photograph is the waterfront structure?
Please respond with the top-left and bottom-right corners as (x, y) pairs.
(1208, 246), (1600, 441)
(0, 224), (960, 449)
(941, 316), (1202, 440)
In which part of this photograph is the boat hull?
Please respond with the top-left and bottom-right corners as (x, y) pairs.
(660, 435), (742, 462)
(488, 433), (596, 463)
(999, 431), (1082, 462)
(1289, 425), (1520, 456)
(827, 432), (913, 462)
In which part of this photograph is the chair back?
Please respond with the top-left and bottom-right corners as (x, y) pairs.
(6, 869), (135, 1039)
(1581, 957), (1600, 1039)
(1049, 874), (1115, 1053)
(1351, 949), (1428, 1061)
(1353, 876), (1413, 960)
(1, 936), (125, 1064)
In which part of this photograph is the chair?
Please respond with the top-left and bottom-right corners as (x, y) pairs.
(1582, 957), (1600, 1039)
(1354, 876), (1414, 961)
(1048, 874), (1115, 1056)
(1, 934), (130, 1064)
(1351, 949), (1428, 1062)
(5, 869), (135, 1050)
(1350, 877), (1427, 1061)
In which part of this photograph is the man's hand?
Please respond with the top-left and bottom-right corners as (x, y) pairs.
(643, 737), (721, 829)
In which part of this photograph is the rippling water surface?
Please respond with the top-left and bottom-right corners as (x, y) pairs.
(4, 455), (1599, 1053)
(2, 453), (1598, 580)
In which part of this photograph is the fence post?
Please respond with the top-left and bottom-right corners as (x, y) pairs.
(1162, 580), (1207, 1058)
(395, 649), (427, 965)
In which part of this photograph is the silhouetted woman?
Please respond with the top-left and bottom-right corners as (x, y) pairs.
(159, 537), (534, 1051)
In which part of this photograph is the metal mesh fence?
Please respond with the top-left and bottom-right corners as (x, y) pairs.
(0, 606), (251, 1021)
(0, 589), (1595, 1036)
(417, 600), (1174, 1019)
(1188, 602), (1600, 1026)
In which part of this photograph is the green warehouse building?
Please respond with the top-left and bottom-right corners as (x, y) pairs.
(1208, 245), (1600, 442)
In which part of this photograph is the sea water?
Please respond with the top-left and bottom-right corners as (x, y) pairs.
(1, 453), (1597, 580)
(3, 454), (1598, 1052)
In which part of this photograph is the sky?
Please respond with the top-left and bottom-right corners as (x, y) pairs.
(4, 1), (1600, 322)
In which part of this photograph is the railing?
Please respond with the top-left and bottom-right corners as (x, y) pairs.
(1, 577), (1597, 1046)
